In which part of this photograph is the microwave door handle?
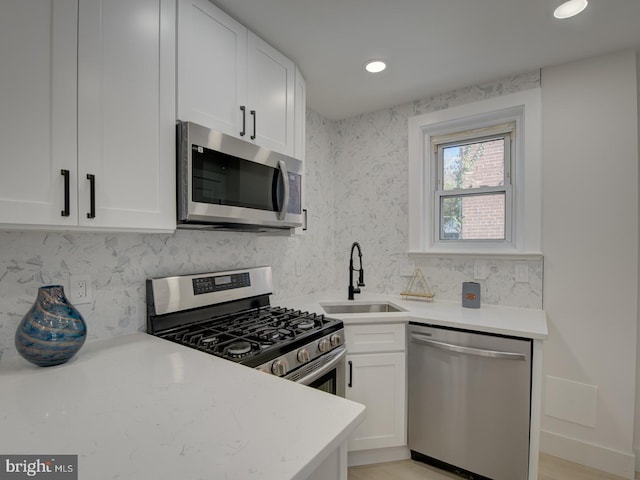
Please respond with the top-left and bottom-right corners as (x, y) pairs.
(277, 160), (289, 220)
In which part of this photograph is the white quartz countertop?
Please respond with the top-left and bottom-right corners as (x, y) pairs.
(280, 291), (547, 340)
(0, 333), (365, 480)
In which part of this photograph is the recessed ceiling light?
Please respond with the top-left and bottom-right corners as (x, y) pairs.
(365, 60), (386, 73)
(554, 0), (588, 19)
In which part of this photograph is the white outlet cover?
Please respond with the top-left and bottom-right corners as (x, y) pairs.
(69, 274), (93, 305)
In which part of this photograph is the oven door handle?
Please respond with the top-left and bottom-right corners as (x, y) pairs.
(297, 346), (347, 386)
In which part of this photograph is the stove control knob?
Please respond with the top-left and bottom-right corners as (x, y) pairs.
(271, 359), (288, 376)
(318, 338), (331, 353)
(297, 348), (311, 364)
(330, 334), (342, 347)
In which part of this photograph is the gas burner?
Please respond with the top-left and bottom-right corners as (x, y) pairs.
(202, 336), (219, 345)
(296, 319), (316, 331)
(227, 341), (252, 357)
(259, 329), (281, 341)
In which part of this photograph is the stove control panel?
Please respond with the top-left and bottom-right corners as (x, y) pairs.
(192, 272), (251, 295)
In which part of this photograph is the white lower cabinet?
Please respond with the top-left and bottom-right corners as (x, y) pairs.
(345, 323), (407, 452)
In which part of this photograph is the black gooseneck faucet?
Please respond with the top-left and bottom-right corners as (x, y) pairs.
(348, 242), (365, 300)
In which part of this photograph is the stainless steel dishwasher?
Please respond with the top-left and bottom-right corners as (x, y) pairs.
(408, 323), (532, 480)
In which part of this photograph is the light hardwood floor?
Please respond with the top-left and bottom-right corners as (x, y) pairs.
(348, 454), (634, 480)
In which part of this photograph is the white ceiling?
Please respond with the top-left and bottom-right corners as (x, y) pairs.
(210, 0), (640, 120)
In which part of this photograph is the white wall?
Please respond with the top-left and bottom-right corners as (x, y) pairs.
(635, 49), (640, 472)
(541, 50), (639, 478)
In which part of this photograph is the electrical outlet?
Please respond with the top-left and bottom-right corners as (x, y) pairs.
(70, 274), (93, 305)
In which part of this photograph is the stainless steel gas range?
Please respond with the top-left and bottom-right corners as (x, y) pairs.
(146, 267), (346, 396)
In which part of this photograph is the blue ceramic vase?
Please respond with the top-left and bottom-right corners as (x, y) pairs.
(15, 285), (87, 367)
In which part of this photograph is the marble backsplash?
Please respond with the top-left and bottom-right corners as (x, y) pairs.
(0, 229), (329, 352)
(0, 72), (543, 360)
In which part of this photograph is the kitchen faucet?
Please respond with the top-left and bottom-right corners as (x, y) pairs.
(348, 242), (365, 300)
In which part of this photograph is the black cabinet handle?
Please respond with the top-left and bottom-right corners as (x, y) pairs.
(60, 169), (70, 217)
(250, 110), (256, 140)
(348, 360), (353, 388)
(240, 106), (246, 136)
(303, 209), (308, 231)
(86, 174), (96, 219)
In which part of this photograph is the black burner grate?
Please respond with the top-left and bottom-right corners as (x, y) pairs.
(157, 306), (336, 364)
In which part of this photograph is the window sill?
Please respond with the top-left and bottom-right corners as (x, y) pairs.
(408, 250), (543, 261)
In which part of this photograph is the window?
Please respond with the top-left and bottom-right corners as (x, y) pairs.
(408, 89), (542, 255)
(434, 124), (513, 243)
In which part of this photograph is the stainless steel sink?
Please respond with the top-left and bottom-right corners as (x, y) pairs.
(321, 302), (406, 314)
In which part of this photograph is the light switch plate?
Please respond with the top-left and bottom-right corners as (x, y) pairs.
(515, 263), (529, 283)
(473, 260), (489, 280)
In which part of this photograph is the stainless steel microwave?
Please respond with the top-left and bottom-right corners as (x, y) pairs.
(176, 121), (303, 231)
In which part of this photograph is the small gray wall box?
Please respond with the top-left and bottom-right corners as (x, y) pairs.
(462, 282), (481, 308)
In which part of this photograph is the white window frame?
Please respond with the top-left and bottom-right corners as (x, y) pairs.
(408, 89), (542, 256)
(434, 126), (513, 245)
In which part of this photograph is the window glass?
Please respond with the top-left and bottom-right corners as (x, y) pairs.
(436, 131), (510, 243)
(442, 138), (505, 190)
(440, 193), (506, 240)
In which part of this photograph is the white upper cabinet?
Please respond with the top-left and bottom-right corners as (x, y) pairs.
(0, 0), (176, 231)
(177, 0), (299, 157)
(77, 0), (176, 230)
(177, 0), (247, 137)
(0, 0), (78, 227)
(246, 32), (295, 155)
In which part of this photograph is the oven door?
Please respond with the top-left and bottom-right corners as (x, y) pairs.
(291, 347), (346, 397)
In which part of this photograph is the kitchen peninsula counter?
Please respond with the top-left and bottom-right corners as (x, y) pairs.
(0, 333), (365, 480)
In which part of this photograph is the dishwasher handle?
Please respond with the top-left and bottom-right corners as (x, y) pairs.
(410, 333), (526, 361)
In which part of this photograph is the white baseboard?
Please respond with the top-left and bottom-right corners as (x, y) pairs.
(347, 446), (410, 467)
(540, 430), (636, 479)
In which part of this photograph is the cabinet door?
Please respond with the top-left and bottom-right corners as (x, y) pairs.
(0, 0), (77, 227)
(345, 323), (406, 354)
(177, 0), (247, 137)
(346, 352), (407, 451)
(247, 32), (295, 156)
(78, 0), (176, 230)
